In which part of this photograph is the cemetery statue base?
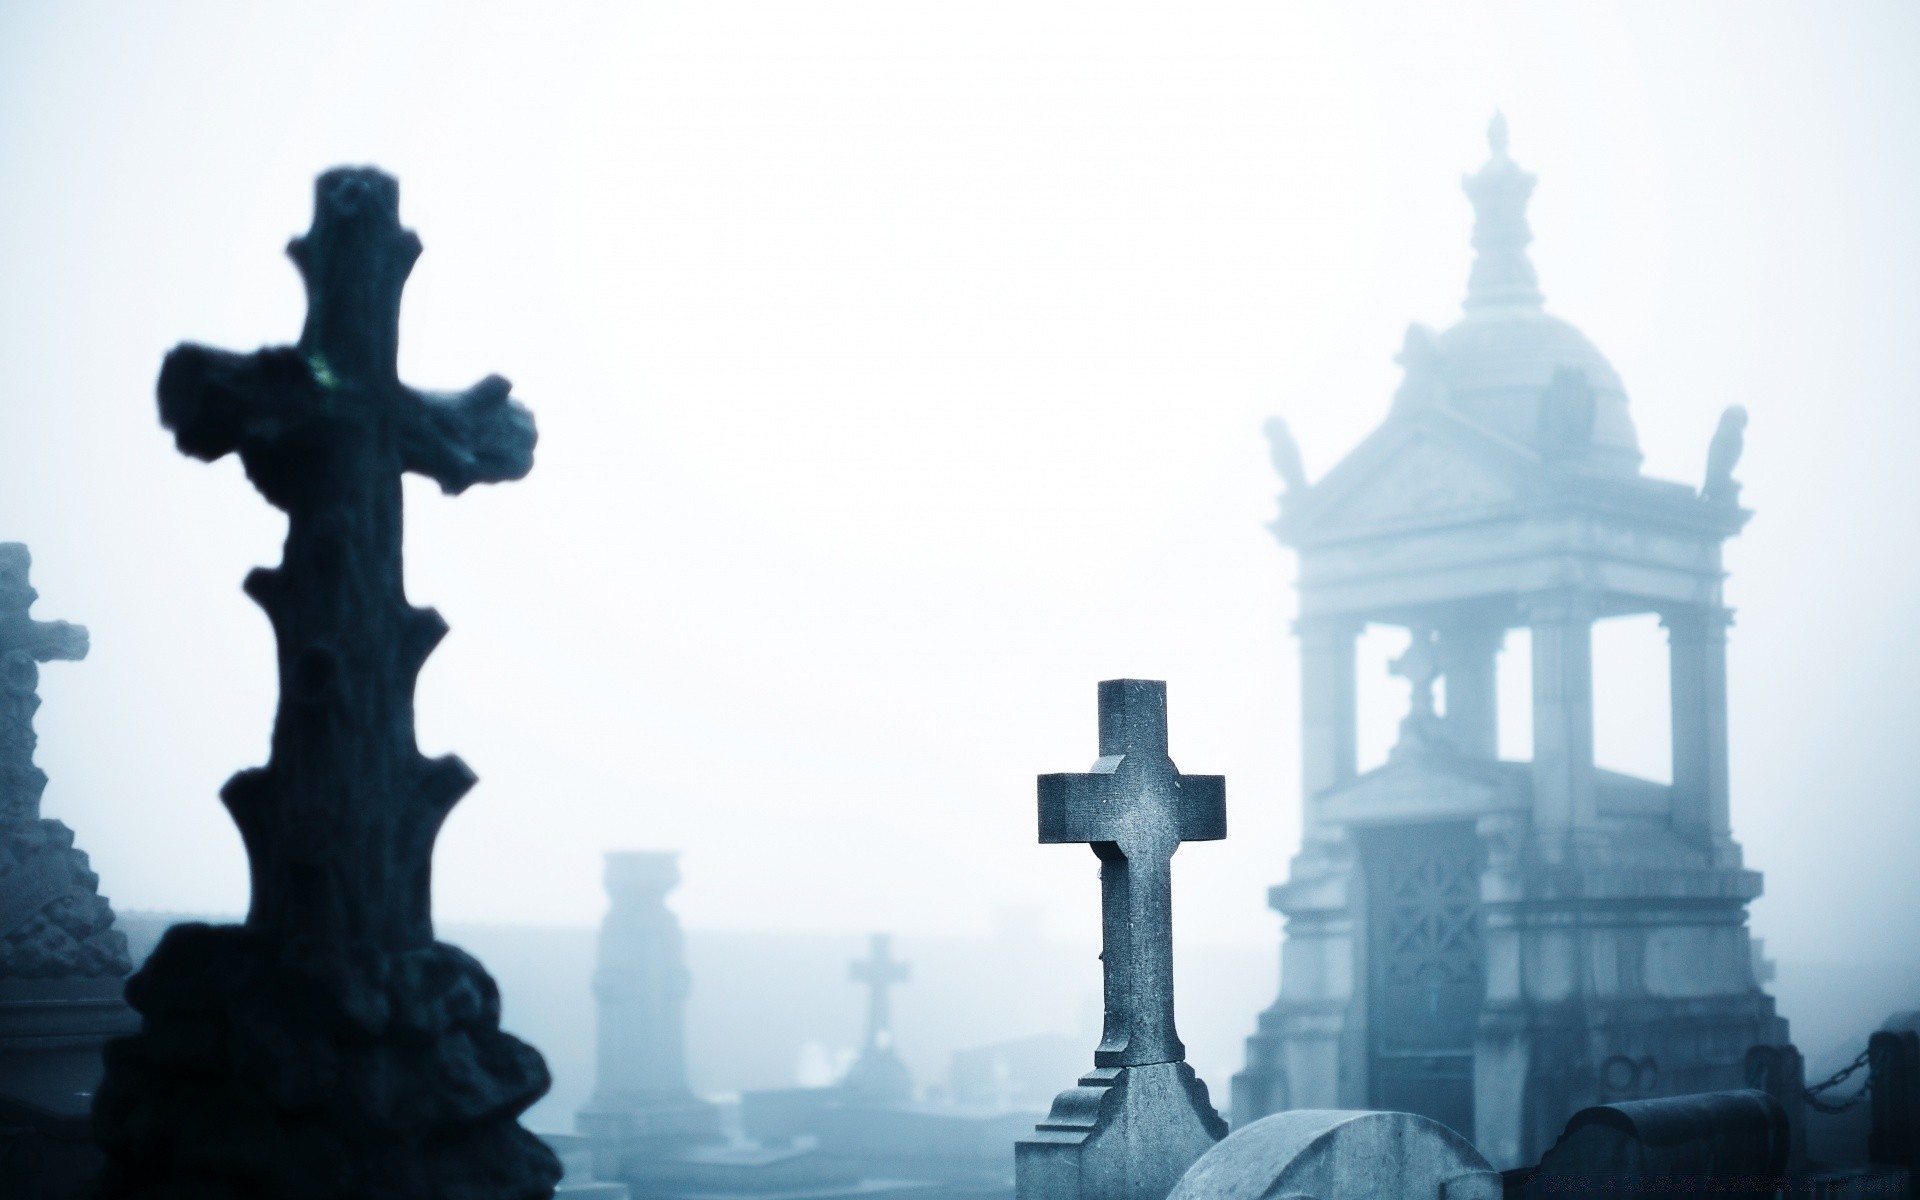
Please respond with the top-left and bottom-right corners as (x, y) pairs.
(1015, 680), (1230, 1200)
(91, 168), (562, 1199)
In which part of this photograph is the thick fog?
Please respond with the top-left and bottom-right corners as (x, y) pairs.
(3, 1), (1917, 1106)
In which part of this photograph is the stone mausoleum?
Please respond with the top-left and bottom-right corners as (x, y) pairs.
(1231, 117), (1787, 1169)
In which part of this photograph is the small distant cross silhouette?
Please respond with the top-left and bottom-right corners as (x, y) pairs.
(850, 932), (909, 1052)
(0, 544), (88, 824)
(1038, 679), (1224, 1068)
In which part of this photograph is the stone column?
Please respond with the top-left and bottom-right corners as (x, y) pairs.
(1297, 617), (1360, 809)
(578, 851), (720, 1162)
(1437, 621), (1505, 760)
(1664, 606), (1731, 849)
(1524, 592), (1597, 838)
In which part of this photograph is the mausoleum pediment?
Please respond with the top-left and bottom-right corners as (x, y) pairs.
(1294, 415), (1534, 540)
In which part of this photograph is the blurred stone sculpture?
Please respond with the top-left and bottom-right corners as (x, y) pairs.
(1703, 405), (1749, 506)
(577, 851), (719, 1177)
(92, 168), (560, 1199)
(1016, 679), (1228, 1200)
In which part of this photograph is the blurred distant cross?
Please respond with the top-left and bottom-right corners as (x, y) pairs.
(1038, 679), (1225, 1068)
(851, 932), (910, 1051)
(0, 543), (88, 823)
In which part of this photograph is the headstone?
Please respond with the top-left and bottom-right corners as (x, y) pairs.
(841, 932), (913, 1104)
(91, 168), (561, 1199)
(1015, 679), (1228, 1200)
(1507, 1089), (1789, 1200)
(577, 852), (720, 1177)
(0, 543), (137, 1194)
(1167, 1110), (1501, 1200)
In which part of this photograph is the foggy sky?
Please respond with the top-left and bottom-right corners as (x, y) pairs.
(1, 1), (1916, 982)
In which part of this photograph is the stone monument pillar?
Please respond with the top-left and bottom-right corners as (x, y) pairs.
(0, 543), (136, 1184)
(1295, 617), (1359, 805)
(578, 851), (719, 1163)
(91, 168), (560, 1199)
(1665, 605), (1734, 856)
(1524, 590), (1599, 844)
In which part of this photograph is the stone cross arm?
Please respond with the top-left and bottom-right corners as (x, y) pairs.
(156, 167), (534, 507)
(0, 544), (88, 663)
(1038, 680), (1225, 852)
(850, 933), (909, 989)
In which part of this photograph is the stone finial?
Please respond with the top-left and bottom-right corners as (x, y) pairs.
(1703, 405), (1749, 506)
(1462, 112), (1545, 309)
(1390, 322), (1447, 416)
(93, 168), (559, 1200)
(1262, 416), (1308, 496)
(1537, 366), (1598, 460)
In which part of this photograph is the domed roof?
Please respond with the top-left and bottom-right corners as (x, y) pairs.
(1417, 116), (1642, 475)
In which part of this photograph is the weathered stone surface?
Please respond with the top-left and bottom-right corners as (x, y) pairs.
(1016, 680), (1227, 1200)
(1169, 1109), (1501, 1200)
(91, 168), (559, 1199)
(1507, 1089), (1788, 1200)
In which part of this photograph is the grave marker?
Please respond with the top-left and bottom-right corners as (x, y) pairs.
(1016, 679), (1228, 1200)
(92, 168), (560, 1199)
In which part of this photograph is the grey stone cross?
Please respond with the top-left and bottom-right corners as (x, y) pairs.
(850, 932), (909, 1052)
(1039, 679), (1225, 1068)
(0, 544), (87, 826)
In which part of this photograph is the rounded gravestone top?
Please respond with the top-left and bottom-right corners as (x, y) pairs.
(1435, 305), (1641, 475)
(604, 851), (680, 896)
(1168, 1109), (1501, 1200)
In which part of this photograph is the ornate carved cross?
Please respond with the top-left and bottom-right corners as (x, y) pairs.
(1038, 679), (1225, 1068)
(0, 543), (88, 826)
(156, 167), (534, 950)
(1391, 626), (1442, 724)
(850, 932), (910, 1052)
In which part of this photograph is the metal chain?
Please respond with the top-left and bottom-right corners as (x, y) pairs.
(1801, 1048), (1873, 1115)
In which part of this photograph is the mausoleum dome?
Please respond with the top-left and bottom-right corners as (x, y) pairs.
(1427, 116), (1643, 474)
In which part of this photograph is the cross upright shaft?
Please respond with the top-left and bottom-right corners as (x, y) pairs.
(1039, 679), (1224, 1069)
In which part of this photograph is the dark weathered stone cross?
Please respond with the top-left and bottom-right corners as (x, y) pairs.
(850, 932), (910, 1052)
(155, 168), (534, 949)
(0, 544), (87, 826)
(95, 168), (558, 1200)
(1039, 679), (1225, 1068)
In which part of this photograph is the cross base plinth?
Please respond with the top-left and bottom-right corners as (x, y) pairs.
(1015, 1061), (1227, 1200)
(95, 923), (560, 1200)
